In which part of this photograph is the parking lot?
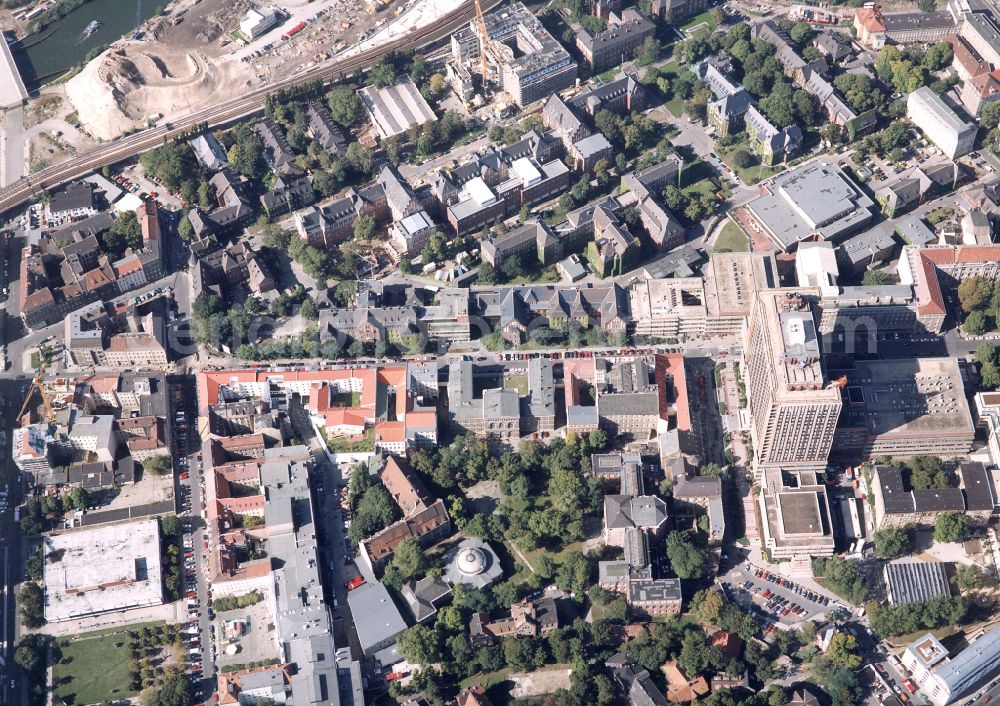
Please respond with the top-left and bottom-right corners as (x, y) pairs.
(723, 563), (835, 633)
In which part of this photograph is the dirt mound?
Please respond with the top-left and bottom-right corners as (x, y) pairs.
(128, 52), (202, 84)
(147, 0), (258, 50)
(66, 43), (252, 139)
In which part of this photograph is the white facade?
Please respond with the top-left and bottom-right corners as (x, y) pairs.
(240, 7), (279, 38)
(907, 87), (978, 159)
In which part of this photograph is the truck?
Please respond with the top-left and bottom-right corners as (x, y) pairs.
(282, 21), (306, 39)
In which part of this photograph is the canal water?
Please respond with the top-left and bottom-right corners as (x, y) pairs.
(14, 0), (160, 87)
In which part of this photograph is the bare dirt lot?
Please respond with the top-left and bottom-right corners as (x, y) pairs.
(62, 0), (409, 140)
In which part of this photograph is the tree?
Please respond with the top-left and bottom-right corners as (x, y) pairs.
(982, 102), (1000, 130)
(161, 515), (182, 537)
(397, 624), (441, 664)
(353, 215), (376, 241)
(68, 486), (89, 512)
(300, 298), (319, 321)
(665, 532), (706, 580)
(328, 85), (361, 127)
(637, 36), (662, 65)
(811, 557), (870, 604)
(369, 60), (397, 88)
(869, 595), (967, 637)
(345, 142), (374, 177)
(428, 73), (446, 97)
(18, 582), (45, 628)
(477, 262), (497, 285)
(827, 632), (862, 669)
(955, 564), (983, 592)
(813, 659), (862, 706)
(14, 634), (49, 677)
(142, 455), (172, 476)
(230, 125), (267, 181)
(730, 149), (753, 168)
(976, 343), (999, 366)
(101, 211), (143, 260)
(139, 672), (192, 706)
(693, 588), (726, 627)
(918, 0), (937, 11)
(348, 485), (400, 545)
(958, 275), (992, 312)
(935, 512), (968, 543)
(588, 428), (608, 451)
(677, 631), (713, 677)
(965, 310), (988, 335)
(262, 223), (292, 250)
(922, 40), (953, 70)
(389, 538), (428, 583)
(873, 526), (911, 559)
(500, 636), (532, 670)
(981, 361), (1000, 390)
(904, 456), (951, 490)
(862, 269), (894, 286)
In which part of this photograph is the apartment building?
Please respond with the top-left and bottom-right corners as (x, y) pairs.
(744, 291), (843, 472)
(907, 87), (978, 159)
(576, 8), (656, 72)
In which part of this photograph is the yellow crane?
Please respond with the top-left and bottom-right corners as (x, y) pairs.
(473, 0), (500, 84)
(16, 356), (54, 425)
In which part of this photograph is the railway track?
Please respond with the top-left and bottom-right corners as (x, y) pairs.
(0, 0), (500, 216)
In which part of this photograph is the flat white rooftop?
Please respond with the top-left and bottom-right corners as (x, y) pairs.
(0, 39), (26, 109)
(43, 518), (163, 622)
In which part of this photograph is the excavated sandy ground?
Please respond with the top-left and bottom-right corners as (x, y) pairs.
(46, 0), (413, 142)
(66, 46), (254, 139)
(64, 0), (260, 140)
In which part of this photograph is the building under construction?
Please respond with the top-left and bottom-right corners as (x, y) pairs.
(449, 1), (577, 106)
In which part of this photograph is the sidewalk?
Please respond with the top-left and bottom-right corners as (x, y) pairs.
(37, 601), (185, 638)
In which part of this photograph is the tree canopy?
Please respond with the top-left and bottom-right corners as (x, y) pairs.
(873, 526), (912, 559)
(665, 531), (707, 580)
(934, 512), (968, 543)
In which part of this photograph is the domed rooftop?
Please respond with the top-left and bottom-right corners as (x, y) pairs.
(457, 546), (488, 576)
(445, 538), (504, 589)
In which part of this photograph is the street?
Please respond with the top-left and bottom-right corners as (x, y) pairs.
(171, 374), (217, 701)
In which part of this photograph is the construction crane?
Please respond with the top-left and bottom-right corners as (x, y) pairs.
(16, 355), (54, 425)
(473, 0), (500, 84)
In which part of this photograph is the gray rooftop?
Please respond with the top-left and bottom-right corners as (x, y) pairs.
(259, 451), (340, 705)
(932, 621), (1000, 701)
(347, 581), (408, 655)
(883, 560), (950, 606)
(628, 576), (682, 604)
(746, 163), (874, 249)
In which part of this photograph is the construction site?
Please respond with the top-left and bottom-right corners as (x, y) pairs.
(12, 0), (419, 142)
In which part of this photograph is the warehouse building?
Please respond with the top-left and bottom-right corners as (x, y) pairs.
(742, 162), (875, 251)
(883, 560), (951, 606)
(359, 78), (438, 140)
(43, 519), (163, 622)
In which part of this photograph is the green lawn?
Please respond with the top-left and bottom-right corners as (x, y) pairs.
(721, 147), (785, 185)
(54, 632), (136, 706)
(679, 9), (717, 33)
(597, 66), (620, 82)
(655, 62), (685, 117)
(927, 207), (955, 225)
(713, 221), (750, 253)
(330, 391), (362, 408)
(504, 375), (529, 395)
(322, 427), (375, 453)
